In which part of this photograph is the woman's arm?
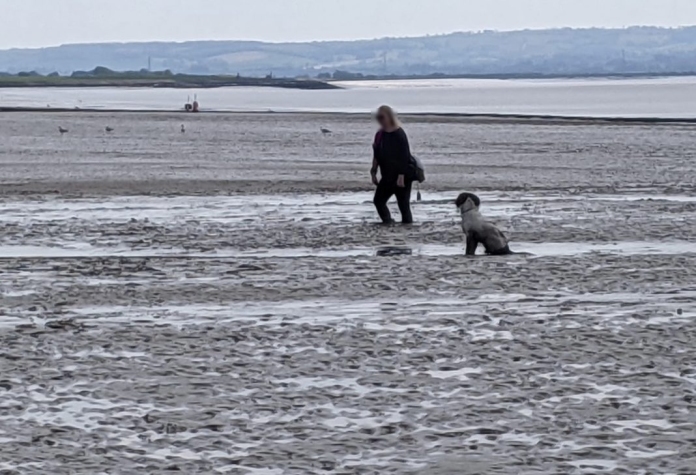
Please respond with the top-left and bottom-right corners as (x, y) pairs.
(371, 142), (380, 185)
(371, 154), (379, 175)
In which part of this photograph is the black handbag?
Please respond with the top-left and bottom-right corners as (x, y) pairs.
(410, 154), (426, 183)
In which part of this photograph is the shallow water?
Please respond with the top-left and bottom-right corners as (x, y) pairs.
(2, 240), (696, 260)
(1, 192), (695, 260)
(2, 191), (696, 224)
(3, 76), (696, 117)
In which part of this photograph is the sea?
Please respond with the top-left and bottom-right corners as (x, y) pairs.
(1, 76), (696, 118)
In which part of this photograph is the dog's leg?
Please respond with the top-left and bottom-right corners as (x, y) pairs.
(465, 234), (479, 256)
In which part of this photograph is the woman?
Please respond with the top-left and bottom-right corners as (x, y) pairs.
(370, 105), (414, 224)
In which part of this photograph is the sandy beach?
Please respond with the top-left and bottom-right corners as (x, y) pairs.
(1, 111), (696, 474)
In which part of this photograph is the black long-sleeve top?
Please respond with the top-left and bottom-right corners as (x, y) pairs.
(372, 128), (412, 183)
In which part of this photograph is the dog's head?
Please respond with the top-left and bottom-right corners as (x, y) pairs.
(455, 192), (481, 210)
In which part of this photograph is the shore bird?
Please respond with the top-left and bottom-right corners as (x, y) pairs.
(105, 126), (114, 133)
(58, 126), (68, 134)
(320, 127), (332, 135)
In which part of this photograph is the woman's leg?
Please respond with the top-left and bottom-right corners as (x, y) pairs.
(395, 180), (413, 224)
(373, 180), (395, 223)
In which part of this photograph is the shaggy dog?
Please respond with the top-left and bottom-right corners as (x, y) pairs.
(455, 192), (513, 256)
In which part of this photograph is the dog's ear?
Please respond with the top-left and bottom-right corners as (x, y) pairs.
(455, 193), (468, 208)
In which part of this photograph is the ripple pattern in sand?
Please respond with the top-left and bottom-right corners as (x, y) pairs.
(1, 114), (696, 474)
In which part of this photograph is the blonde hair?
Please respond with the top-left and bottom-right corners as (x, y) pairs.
(377, 105), (401, 129)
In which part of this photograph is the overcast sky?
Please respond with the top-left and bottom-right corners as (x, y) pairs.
(2, 0), (695, 49)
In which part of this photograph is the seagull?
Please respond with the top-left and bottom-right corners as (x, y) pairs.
(181, 124), (186, 133)
(105, 126), (114, 133)
(58, 126), (68, 134)
(320, 127), (332, 135)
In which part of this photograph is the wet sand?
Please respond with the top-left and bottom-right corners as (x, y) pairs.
(1, 112), (696, 474)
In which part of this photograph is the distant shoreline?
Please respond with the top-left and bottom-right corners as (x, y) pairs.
(0, 76), (339, 90)
(1, 72), (695, 91)
(2, 107), (695, 126)
(329, 71), (696, 82)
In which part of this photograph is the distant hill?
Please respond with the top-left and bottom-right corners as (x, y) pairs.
(1, 26), (696, 78)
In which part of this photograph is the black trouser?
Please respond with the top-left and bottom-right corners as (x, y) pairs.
(374, 178), (413, 224)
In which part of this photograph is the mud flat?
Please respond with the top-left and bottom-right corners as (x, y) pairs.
(1, 112), (696, 474)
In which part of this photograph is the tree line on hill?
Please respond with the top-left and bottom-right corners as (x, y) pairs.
(1, 27), (695, 78)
